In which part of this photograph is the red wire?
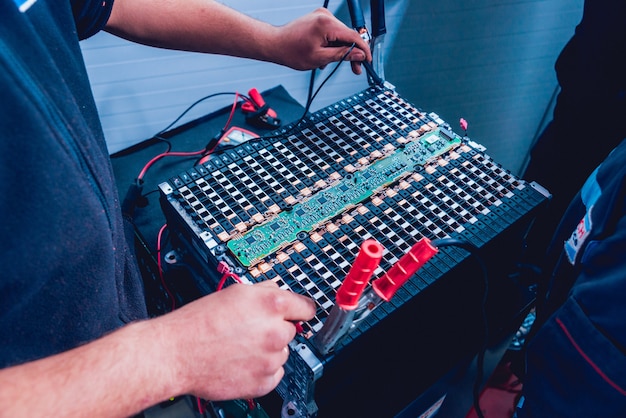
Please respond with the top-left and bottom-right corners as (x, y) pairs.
(216, 272), (242, 292)
(223, 92), (240, 131)
(137, 149), (206, 181)
(137, 92), (243, 181)
(247, 398), (256, 411)
(157, 223), (176, 312)
(196, 397), (205, 414)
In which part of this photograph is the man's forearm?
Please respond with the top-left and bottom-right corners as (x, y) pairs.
(106, 0), (371, 73)
(0, 319), (180, 418)
(0, 283), (317, 416)
(106, 0), (280, 65)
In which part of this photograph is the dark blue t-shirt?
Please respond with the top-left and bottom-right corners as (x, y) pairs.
(0, 0), (147, 368)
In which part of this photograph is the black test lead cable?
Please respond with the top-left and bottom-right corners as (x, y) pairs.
(346, 0), (385, 88)
(301, 0), (330, 133)
(238, 0), (382, 144)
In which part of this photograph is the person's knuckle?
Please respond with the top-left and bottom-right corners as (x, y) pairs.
(267, 290), (288, 312)
(259, 354), (280, 375)
(265, 327), (287, 349)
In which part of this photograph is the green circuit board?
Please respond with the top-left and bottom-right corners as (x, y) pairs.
(227, 128), (461, 266)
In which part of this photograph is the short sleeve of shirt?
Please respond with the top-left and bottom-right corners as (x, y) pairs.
(71, 0), (114, 39)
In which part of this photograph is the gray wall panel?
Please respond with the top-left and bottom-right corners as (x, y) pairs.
(386, 0), (584, 174)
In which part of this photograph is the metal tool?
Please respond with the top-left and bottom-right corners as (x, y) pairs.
(313, 237), (439, 355)
(369, 0), (386, 80)
(312, 239), (384, 355)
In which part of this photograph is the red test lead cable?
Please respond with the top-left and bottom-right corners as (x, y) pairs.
(312, 239), (384, 355)
(336, 239), (385, 309)
(371, 237), (438, 302)
(350, 238), (438, 328)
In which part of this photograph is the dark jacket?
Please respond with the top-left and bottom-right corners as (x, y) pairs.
(0, 0), (147, 368)
(520, 139), (626, 416)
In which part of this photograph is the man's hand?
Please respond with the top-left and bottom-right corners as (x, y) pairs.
(269, 8), (372, 75)
(164, 281), (316, 401)
(0, 281), (315, 418)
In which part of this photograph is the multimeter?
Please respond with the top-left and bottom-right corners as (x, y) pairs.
(220, 126), (259, 146)
(197, 126), (260, 165)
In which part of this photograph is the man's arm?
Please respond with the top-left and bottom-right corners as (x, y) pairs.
(0, 282), (316, 417)
(105, 0), (371, 74)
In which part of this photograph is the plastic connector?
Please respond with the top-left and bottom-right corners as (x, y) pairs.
(121, 180), (146, 217)
(336, 239), (384, 310)
(371, 238), (438, 302)
(347, 0), (366, 31)
(205, 130), (224, 153)
(216, 261), (231, 274)
(313, 240), (383, 355)
(460, 118), (468, 132)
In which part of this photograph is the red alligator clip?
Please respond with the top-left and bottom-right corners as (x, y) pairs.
(241, 88), (281, 129)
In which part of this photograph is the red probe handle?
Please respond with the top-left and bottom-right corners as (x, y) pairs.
(248, 88), (277, 118)
(371, 238), (438, 302)
(336, 239), (384, 310)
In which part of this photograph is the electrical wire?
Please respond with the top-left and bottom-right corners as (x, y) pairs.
(137, 149), (206, 182)
(157, 224), (177, 312)
(223, 92), (241, 133)
(300, 0), (329, 120)
(305, 44), (356, 114)
(306, 68), (317, 120)
(250, 44), (357, 144)
(135, 92), (246, 182)
(431, 237), (489, 418)
(197, 397), (205, 415)
(216, 270), (243, 291)
(155, 92), (249, 139)
(250, 39), (380, 146)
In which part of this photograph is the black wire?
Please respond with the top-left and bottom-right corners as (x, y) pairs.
(152, 92), (251, 140)
(132, 91), (251, 202)
(142, 188), (160, 199)
(306, 68), (317, 116)
(246, 44), (356, 144)
(203, 400), (222, 418)
(306, 44), (356, 110)
(362, 60), (385, 87)
(431, 238), (489, 418)
(153, 135), (173, 153)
